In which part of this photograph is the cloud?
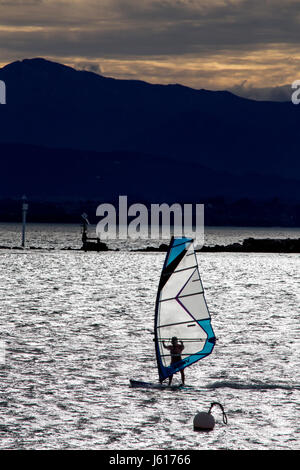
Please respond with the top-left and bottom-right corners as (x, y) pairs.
(75, 61), (102, 75)
(228, 82), (294, 102)
(0, 0), (299, 95)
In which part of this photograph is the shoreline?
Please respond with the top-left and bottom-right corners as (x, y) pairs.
(133, 238), (300, 253)
(0, 237), (299, 253)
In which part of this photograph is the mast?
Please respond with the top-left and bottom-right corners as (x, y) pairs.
(21, 195), (28, 248)
(154, 236), (174, 383)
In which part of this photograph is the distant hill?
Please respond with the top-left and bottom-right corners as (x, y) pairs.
(0, 57), (299, 184)
(0, 142), (299, 203)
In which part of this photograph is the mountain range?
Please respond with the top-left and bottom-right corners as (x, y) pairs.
(0, 58), (299, 224)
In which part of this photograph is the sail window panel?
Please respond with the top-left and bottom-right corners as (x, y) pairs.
(158, 324), (207, 367)
(160, 268), (193, 301)
(179, 268), (204, 297)
(158, 298), (191, 328)
(178, 293), (210, 321)
(173, 245), (197, 272)
(181, 339), (207, 357)
(158, 323), (203, 366)
(158, 321), (207, 343)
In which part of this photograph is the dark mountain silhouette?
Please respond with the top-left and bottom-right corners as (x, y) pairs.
(0, 142), (299, 202)
(0, 58), (299, 226)
(0, 142), (299, 226)
(0, 58), (299, 181)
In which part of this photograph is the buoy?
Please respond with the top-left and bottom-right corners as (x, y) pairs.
(193, 411), (215, 431)
(193, 402), (227, 432)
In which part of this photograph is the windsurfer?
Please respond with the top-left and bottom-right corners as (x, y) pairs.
(162, 336), (185, 385)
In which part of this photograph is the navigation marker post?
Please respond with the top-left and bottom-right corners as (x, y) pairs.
(21, 195), (28, 247)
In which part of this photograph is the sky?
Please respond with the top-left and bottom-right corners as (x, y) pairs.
(0, 0), (299, 100)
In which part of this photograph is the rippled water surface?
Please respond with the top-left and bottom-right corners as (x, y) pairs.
(1, 222), (300, 249)
(0, 245), (299, 449)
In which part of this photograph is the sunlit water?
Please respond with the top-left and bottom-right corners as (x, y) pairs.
(0, 245), (299, 449)
(1, 222), (300, 250)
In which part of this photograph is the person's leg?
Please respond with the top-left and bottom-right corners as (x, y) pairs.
(168, 375), (173, 386)
(180, 369), (185, 385)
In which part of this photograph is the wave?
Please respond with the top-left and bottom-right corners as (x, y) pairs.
(206, 381), (299, 391)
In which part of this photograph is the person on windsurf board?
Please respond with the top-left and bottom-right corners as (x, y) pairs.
(162, 336), (185, 385)
(130, 237), (216, 390)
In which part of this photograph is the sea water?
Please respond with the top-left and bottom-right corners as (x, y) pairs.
(0, 225), (299, 450)
(1, 222), (300, 250)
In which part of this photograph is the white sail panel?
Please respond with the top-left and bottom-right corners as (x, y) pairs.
(158, 298), (191, 327)
(178, 268), (204, 297)
(160, 268), (194, 301)
(178, 294), (209, 321)
(173, 248), (197, 272)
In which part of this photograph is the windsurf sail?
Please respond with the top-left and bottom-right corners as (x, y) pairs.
(154, 237), (216, 383)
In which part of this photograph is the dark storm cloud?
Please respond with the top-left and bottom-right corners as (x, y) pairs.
(0, 0), (299, 95)
(1, 0), (300, 52)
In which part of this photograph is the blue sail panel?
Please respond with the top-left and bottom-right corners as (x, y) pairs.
(166, 237), (193, 267)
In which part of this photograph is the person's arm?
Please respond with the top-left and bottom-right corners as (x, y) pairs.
(162, 342), (170, 349)
(180, 341), (184, 351)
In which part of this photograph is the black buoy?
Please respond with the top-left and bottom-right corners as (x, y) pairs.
(194, 402), (228, 431)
